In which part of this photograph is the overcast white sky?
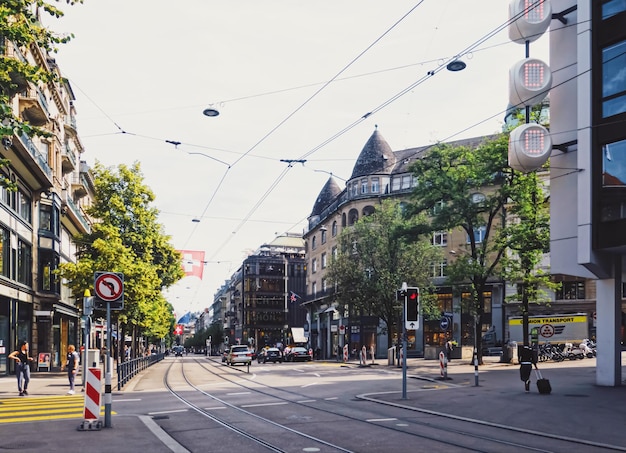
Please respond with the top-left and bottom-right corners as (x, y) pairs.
(48, 0), (549, 316)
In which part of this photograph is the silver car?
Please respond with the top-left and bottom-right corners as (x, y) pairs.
(227, 345), (253, 366)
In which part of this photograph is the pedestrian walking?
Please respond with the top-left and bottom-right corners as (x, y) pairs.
(62, 344), (80, 394)
(518, 345), (536, 392)
(8, 340), (33, 396)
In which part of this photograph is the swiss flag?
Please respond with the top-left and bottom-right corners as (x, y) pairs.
(178, 250), (205, 279)
(174, 324), (183, 335)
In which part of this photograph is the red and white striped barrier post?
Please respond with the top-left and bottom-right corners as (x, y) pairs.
(439, 351), (448, 379)
(78, 367), (102, 430)
(343, 344), (348, 362)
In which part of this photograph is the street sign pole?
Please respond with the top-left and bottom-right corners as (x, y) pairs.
(104, 301), (112, 428)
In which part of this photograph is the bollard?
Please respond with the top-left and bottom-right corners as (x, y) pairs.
(439, 351), (448, 379)
(473, 349), (479, 386)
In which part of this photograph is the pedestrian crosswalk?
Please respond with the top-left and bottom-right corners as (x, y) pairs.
(0, 395), (107, 424)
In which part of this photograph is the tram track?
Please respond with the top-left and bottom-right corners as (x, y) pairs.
(156, 357), (626, 452)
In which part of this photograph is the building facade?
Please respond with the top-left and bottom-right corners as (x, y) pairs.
(302, 127), (607, 360)
(1, 35), (93, 374)
(215, 233), (306, 351)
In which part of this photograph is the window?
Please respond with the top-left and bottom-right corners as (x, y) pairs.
(321, 229), (327, 244)
(432, 231), (448, 247)
(401, 175), (412, 189)
(603, 0), (626, 19)
(311, 258), (317, 274)
(361, 179), (368, 194)
(0, 226), (8, 277)
(371, 177), (379, 193)
(322, 278), (327, 292)
(39, 249), (59, 293)
(17, 189), (31, 223)
(431, 260), (447, 278)
(321, 252), (327, 269)
(431, 200), (445, 216)
(351, 183), (358, 197)
(467, 226), (487, 244)
(602, 39), (626, 118)
(391, 176), (401, 192)
(312, 281), (317, 297)
(556, 281), (586, 300)
(331, 246), (337, 260)
(603, 139), (626, 186)
(311, 236), (317, 250)
(17, 239), (31, 286)
(331, 221), (337, 237)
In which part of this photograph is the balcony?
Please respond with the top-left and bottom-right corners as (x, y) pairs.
(3, 40), (28, 94)
(19, 87), (50, 126)
(61, 145), (77, 174)
(61, 190), (91, 234)
(71, 174), (88, 198)
(8, 132), (54, 188)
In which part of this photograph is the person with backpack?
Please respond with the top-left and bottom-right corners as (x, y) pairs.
(62, 344), (80, 395)
(8, 340), (33, 396)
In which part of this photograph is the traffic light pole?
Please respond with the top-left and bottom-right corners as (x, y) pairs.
(402, 292), (407, 400)
(402, 283), (408, 400)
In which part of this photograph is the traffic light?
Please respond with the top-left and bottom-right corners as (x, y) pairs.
(405, 287), (420, 324)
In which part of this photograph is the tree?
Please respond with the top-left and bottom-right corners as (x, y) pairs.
(325, 199), (441, 349)
(58, 162), (184, 358)
(1, 1), (80, 190)
(404, 133), (549, 364)
(502, 170), (559, 346)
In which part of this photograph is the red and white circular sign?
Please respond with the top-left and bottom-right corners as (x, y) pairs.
(94, 272), (124, 301)
(539, 324), (555, 338)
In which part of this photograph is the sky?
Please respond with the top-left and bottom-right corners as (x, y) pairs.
(46, 0), (549, 316)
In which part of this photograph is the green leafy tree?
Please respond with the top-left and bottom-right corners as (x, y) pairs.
(58, 162), (184, 358)
(502, 170), (559, 346)
(404, 133), (553, 363)
(1, 1), (81, 190)
(325, 199), (442, 349)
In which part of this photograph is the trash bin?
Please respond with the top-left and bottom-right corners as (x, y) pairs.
(387, 346), (396, 366)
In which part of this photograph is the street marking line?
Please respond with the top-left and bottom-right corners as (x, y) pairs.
(297, 399), (316, 403)
(367, 418), (398, 422)
(241, 402), (288, 408)
(139, 415), (190, 453)
(148, 409), (189, 415)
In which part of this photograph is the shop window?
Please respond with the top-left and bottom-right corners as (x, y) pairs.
(556, 281), (586, 300)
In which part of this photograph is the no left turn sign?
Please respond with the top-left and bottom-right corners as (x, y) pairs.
(94, 272), (124, 309)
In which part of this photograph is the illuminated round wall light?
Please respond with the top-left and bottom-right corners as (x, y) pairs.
(202, 108), (220, 117)
(446, 60), (466, 72)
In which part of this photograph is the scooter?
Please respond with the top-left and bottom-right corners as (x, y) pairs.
(579, 339), (596, 358)
(563, 342), (585, 360)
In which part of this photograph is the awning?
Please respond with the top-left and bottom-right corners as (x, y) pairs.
(291, 327), (307, 344)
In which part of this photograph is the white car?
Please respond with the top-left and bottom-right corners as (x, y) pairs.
(227, 345), (253, 366)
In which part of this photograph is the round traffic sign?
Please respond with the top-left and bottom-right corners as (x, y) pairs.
(94, 272), (124, 301)
(440, 317), (450, 330)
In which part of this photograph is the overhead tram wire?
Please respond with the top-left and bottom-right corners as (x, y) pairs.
(185, 0), (427, 249)
(201, 1), (556, 264)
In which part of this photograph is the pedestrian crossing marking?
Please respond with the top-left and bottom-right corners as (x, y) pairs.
(0, 395), (114, 424)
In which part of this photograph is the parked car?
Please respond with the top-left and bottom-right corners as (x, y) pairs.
(227, 345), (253, 366)
(257, 347), (283, 363)
(285, 347), (312, 362)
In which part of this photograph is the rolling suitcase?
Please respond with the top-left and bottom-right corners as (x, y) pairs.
(534, 368), (551, 394)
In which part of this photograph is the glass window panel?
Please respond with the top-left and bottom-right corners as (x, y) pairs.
(603, 139), (626, 186)
(603, 0), (626, 19)
(602, 40), (626, 118)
